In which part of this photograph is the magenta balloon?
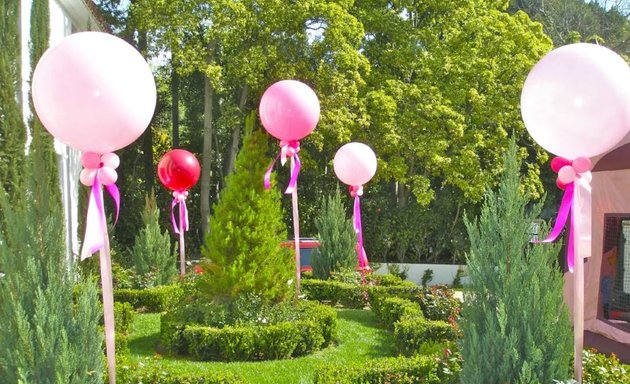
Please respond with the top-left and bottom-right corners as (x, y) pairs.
(333, 142), (377, 186)
(32, 32), (156, 154)
(521, 43), (630, 159)
(259, 80), (320, 141)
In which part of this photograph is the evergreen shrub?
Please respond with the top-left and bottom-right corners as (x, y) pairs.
(114, 285), (183, 313)
(394, 317), (456, 357)
(129, 191), (176, 287)
(460, 140), (572, 383)
(583, 349), (630, 384)
(378, 297), (424, 329)
(311, 189), (357, 280)
(198, 129), (291, 303)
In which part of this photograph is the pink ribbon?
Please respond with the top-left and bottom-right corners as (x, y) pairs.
(78, 155), (121, 384)
(171, 191), (189, 234)
(80, 171), (120, 261)
(264, 140), (301, 194)
(536, 182), (576, 271)
(350, 186), (369, 271)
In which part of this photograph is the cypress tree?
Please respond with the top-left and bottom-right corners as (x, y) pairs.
(130, 190), (176, 286)
(460, 140), (572, 383)
(312, 188), (357, 280)
(29, 0), (59, 195)
(199, 129), (292, 303)
(0, 150), (103, 383)
(0, 0), (26, 190)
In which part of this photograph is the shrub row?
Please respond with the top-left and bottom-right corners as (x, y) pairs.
(161, 300), (337, 361)
(303, 278), (422, 310)
(367, 285), (422, 318)
(117, 357), (245, 384)
(301, 279), (366, 308)
(378, 297), (424, 329)
(314, 354), (443, 384)
(114, 285), (184, 312)
(415, 285), (461, 322)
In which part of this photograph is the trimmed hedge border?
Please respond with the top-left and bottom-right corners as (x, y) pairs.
(394, 316), (456, 357)
(114, 285), (184, 313)
(160, 300), (337, 361)
(301, 279), (366, 308)
(117, 358), (245, 383)
(313, 354), (442, 384)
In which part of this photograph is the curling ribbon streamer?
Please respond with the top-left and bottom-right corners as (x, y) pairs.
(350, 186), (369, 270)
(79, 157), (121, 384)
(533, 157), (592, 382)
(264, 140), (301, 194)
(80, 171), (120, 260)
(171, 191), (189, 234)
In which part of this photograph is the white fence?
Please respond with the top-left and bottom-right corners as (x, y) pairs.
(374, 263), (468, 286)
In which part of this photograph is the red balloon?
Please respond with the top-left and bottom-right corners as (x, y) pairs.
(157, 149), (200, 191)
(550, 157), (572, 173)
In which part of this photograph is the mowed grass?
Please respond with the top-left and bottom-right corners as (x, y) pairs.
(128, 308), (397, 384)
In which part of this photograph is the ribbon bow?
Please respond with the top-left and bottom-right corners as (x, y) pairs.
(79, 152), (121, 261)
(350, 185), (370, 271)
(536, 156), (592, 272)
(171, 190), (189, 234)
(264, 140), (301, 194)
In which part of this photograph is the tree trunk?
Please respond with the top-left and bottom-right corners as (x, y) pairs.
(225, 85), (249, 175)
(171, 61), (180, 147)
(200, 44), (216, 235)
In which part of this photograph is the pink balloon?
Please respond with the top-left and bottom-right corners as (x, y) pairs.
(550, 157), (571, 173)
(259, 80), (320, 141)
(521, 43), (630, 159)
(101, 153), (120, 169)
(79, 168), (96, 186)
(572, 156), (592, 173)
(556, 179), (567, 190)
(333, 142), (377, 186)
(81, 152), (101, 169)
(32, 32), (156, 154)
(100, 167), (118, 186)
(558, 165), (577, 184)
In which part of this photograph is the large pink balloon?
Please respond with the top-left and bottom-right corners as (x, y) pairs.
(333, 142), (377, 186)
(259, 80), (320, 141)
(521, 43), (630, 159)
(32, 32), (156, 154)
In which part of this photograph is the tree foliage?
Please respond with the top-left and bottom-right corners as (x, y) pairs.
(0, 0), (25, 190)
(198, 129), (292, 303)
(312, 189), (357, 280)
(460, 139), (572, 384)
(0, 151), (103, 384)
(129, 190), (177, 287)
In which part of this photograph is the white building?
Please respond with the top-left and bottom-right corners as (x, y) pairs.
(19, 0), (106, 267)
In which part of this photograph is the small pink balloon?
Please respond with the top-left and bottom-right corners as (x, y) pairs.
(32, 32), (156, 154)
(81, 152), (101, 168)
(80, 168), (96, 186)
(101, 153), (120, 169)
(550, 157), (572, 173)
(99, 167), (118, 186)
(572, 156), (592, 173)
(333, 142), (377, 186)
(558, 165), (577, 184)
(259, 80), (320, 141)
(521, 43), (630, 158)
(556, 179), (567, 190)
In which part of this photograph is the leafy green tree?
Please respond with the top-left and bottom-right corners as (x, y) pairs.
(198, 129), (292, 303)
(129, 191), (176, 287)
(460, 140), (572, 384)
(0, 0), (25, 190)
(312, 189), (357, 280)
(0, 151), (103, 384)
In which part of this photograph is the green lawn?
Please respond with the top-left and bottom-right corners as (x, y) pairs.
(127, 309), (397, 384)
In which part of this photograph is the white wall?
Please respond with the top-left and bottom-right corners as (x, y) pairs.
(374, 263), (467, 286)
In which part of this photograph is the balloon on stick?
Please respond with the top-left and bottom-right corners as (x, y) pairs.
(333, 142), (377, 276)
(521, 42), (630, 383)
(157, 149), (201, 276)
(260, 80), (320, 299)
(32, 31), (156, 384)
